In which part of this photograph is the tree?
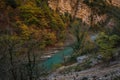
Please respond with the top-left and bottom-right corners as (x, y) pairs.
(95, 32), (120, 61)
(0, 34), (43, 80)
(0, 35), (21, 80)
(70, 19), (87, 54)
(24, 39), (39, 80)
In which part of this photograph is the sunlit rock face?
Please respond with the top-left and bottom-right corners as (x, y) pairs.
(48, 0), (120, 25)
(112, 0), (120, 7)
(48, 0), (91, 24)
(48, 0), (75, 13)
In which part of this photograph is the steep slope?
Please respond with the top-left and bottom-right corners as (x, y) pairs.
(0, 0), (67, 48)
(48, 0), (120, 25)
(48, 0), (91, 23)
(48, 62), (120, 80)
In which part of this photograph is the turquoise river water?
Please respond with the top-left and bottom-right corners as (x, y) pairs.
(42, 47), (73, 70)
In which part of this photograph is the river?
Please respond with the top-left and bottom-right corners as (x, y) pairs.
(42, 47), (73, 70)
(41, 34), (97, 70)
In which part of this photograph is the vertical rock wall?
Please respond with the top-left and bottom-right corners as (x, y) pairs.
(48, 0), (120, 25)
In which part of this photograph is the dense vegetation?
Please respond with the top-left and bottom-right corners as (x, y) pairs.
(0, 0), (66, 49)
(64, 0), (120, 65)
(0, 0), (67, 80)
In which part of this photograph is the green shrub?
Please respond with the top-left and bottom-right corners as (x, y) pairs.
(95, 32), (120, 61)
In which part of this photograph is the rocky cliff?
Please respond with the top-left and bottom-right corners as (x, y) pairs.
(48, 0), (120, 24)
(48, 0), (91, 23)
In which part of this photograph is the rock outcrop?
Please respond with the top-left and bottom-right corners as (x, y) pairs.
(46, 62), (120, 80)
(48, 0), (91, 23)
(48, 0), (120, 25)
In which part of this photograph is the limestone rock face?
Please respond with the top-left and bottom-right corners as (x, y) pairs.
(48, 0), (91, 23)
(48, 0), (75, 13)
(112, 0), (120, 7)
(48, 0), (120, 24)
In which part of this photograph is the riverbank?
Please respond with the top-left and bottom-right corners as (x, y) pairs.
(46, 61), (120, 80)
(40, 33), (74, 60)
